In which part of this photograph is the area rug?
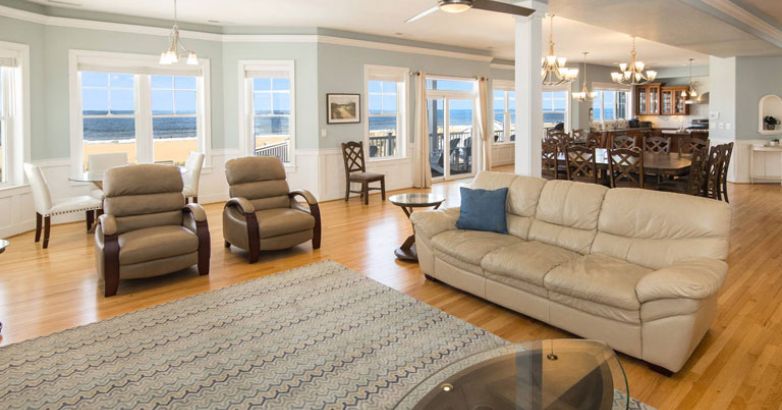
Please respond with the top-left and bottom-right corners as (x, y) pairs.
(0, 261), (654, 409)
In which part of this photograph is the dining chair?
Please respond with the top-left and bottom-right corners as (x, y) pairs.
(718, 142), (734, 203)
(565, 145), (599, 184)
(341, 141), (385, 205)
(659, 147), (709, 196)
(644, 135), (672, 153)
(704, 145), (722, 200)
(585, 132), (603, 149)
(571, 129), (586, 142)
(23, 163), (102, 249)
(541, 140), (561, 180)
(611, 134), (636, 149)
(678, 136), (710, 155)
(182, 151), (205, 204)
(87, 153), (128, 199)
(607, 147), (644, 188)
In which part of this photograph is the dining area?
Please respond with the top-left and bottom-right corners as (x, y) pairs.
(542, 128), (734, 202)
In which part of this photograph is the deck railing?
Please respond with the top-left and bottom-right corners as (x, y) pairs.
(254, 141), (289, 163)
(368, 134), (397, 158)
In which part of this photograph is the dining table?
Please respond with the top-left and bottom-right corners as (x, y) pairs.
(558, 149), (692, 176)
(68, 166), (187, 190)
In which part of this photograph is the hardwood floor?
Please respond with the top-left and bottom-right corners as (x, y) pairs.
(1, 174), (781, 409)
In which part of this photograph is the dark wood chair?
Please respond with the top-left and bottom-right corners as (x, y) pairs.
(704, 145), (722, 200)
(718, 142), (734, 203)
(542, 140), (561, 180)
(679, 136), (710, 155)
(585, 132), (603, 149)
(659, 147), (709, 196)
(644, 135), (672, 153)
(341, 141), (386, 205)
(565, 145), (598, 184)
(607, 148), (644, 188)
(611, 134), (636, 149)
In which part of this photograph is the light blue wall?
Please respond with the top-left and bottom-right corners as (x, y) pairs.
(735, 56), (782, 140)
(709, 56), (736, 140)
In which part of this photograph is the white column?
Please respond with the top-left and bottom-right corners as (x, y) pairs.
(515, 1), (547, 177)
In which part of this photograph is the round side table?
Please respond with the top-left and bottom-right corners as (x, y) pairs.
(388, 193), (445, 262)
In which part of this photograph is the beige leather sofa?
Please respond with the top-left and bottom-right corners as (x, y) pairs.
(411, 171), (730, 373)
(95, 164), (210, 297)
(223, 157), (321, 263)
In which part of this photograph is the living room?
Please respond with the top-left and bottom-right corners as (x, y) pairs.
(1, 0), (781, 409)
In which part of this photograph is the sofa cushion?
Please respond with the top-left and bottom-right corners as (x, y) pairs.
(257, 208), (315, 238)
(431, 230), (522, 269)
(592, 188), (731, 269)
(470, 172), (546, 240)
(482, 241), (579, 288)
(529, 180), (607, 254)
(544, 254), (651, 311)
(119, 225), (199, 265)
(457, 187), (509, 234)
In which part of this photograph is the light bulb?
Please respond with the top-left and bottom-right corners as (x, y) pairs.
(619, 63), (628, 72)
(545, 55), (557, 65)
(635, 61), (645, 71)
(186, 52), (198, 65)
(440, 1), (471, 13)
(647, 70), (657, 81)
(557, 57), (567, 67)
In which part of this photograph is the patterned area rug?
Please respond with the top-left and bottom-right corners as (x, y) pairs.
(0, 261), (654, 409)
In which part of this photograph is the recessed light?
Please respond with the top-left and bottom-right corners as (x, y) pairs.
(395, 32), (404, 36)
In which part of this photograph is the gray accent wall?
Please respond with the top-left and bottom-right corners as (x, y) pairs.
(709, 56), (737, 141)
(735, 56), (782, 140)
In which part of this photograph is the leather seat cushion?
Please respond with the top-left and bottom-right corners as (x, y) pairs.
(119, 225), (198, 265)
(544, 253), (652, 311)
(257, 208), (315, 238)
(482, 240), (580, 287)
(349, 172), (384, 182)
(431, 230), (522, 268)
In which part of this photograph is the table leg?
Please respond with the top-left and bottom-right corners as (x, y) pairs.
(395, 206), (418, 262)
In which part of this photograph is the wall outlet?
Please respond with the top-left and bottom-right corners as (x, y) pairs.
(718, 122), (725, 130)
(709, 111), (720, 120)
(725, 122), (732, 130)
(320, 128), (327, 138)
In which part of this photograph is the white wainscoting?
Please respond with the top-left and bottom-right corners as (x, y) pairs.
(491, 143), (515, 167)
(0, 148), (417, 238)
(709, 137), (779, 184)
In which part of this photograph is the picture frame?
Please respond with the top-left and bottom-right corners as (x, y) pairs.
(326, 93), (361, 124)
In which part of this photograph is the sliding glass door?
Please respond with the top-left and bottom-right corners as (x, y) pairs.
(426, 96), (475, 180)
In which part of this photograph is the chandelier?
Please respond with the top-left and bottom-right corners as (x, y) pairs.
(541, 15), (578, 86)
(160, 0), (198, 65)
(610, 37), (656, 85)
(683, 58), (699, 104)
(572, 52), (597, 102)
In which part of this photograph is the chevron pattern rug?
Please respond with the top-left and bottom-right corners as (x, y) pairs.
(0, 261), (653, 409)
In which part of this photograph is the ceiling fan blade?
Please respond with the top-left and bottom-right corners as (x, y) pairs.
(471, 0), (535, 16)
(406, 5), (439, 23)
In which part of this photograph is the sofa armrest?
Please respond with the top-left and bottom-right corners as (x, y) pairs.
(289, 190), (321, 250)
(410, 207), (460, 241)
(183, 204), (211, 275)
(289, 189), (318, 206)
(225, 197), (255, 214)
(97, 214), (118, 237)
(636, 258), (728, 303)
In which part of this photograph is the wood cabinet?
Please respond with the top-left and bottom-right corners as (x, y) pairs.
(635, 83), (689, 116)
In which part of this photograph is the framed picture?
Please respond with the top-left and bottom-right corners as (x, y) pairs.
(327, 93), (361, 124)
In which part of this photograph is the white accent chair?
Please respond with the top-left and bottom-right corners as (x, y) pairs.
(87, 153), (128, 199)
(24, 163), (102, 249)
(181, 151), (205, 203)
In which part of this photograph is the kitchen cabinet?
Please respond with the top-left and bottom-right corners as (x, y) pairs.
(661, 86), (690, 115)
(635, 83), (662, 115)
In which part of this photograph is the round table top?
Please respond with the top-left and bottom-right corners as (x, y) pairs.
(0, 239), (8, 254)
(395, 339), (629, 410)
(68, 172), (105, 184)
(388, 193), (446, 207)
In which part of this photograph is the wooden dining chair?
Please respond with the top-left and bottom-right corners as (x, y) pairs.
(718, 142), (734, 203)
(687, 148), (709, 196)
(541, 140), (561, 180)
(565, 145), (598, 184)
(585, 132), (603, 149)
(611, 134), (636, 149)
(679, 136), (710, 155)
(607, 148), (644, 188)
(341, 141), (386, 205)
(704, 145), (722, 200)
(644, 135), (672, 153)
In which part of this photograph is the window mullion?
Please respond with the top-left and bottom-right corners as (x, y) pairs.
(136, 74), (152, 163)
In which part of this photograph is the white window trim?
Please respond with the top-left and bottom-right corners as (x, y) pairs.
(542, 84), (570, 131)
(68, 49), (212, 177)
(238, 60), (296, 168)
(591, 82), (633, 124)
(492, 80), (515, 145)
(0, 40), (31, 189)
(363, 64), (409, 162)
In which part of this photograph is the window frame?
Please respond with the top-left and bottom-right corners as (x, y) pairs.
(363, 64), (409, 162)
(591, 82), (633, 125)
(542, 85), (570, 130)
(0, 40), (30, 189)
(68, 50), (211, 177)
(492, 80), (515, 145)
(238, 60), (296, 167)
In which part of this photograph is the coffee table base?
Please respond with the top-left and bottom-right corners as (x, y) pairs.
(394, 235), (417, 262)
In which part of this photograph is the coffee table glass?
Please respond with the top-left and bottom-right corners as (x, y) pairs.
(395, 339), (629, 410)
(388, 193), (446, 262)
(0, 238), (8, 254)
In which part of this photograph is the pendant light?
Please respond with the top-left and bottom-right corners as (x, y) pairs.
(683, 58), (698, 104)
(572, 52), (597, 102)
(541, 15), (578, 86)
(160, 0), (198, 66)
(611, 36), (657, 85)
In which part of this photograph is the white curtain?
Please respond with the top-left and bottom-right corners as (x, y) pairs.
(413, 73), (432, 188)
(476, 78), (492, 171)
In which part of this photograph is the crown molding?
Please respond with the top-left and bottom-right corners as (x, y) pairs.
(0, 4), (492, 62)
(700, 0), (782, 47)
(490, 63), (515, 70)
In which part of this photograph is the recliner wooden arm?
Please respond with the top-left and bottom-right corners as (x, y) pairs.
(224, 197), (261, 263)
(289, 190), (321, 250)
(225, 197), (255, 214)
(182, 204), (211, 276)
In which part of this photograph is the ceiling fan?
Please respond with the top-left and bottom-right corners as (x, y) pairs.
(406, 0), (535, 23)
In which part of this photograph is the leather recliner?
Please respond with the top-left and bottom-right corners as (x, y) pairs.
(95, 164), (210, 297)
(222, 156), (321, 263)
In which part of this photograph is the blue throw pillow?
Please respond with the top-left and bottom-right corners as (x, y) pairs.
(456, 187), (508, 234)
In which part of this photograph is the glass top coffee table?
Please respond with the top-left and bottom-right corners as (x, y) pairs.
(395, 339), (629, 410)
(388, 193), (446, 262)
(0, 238), (8, 254)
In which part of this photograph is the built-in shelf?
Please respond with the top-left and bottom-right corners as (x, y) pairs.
(759, 94), (782, 134)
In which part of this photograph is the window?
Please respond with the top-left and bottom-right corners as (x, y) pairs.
(0, 67), (9, 183)
(492, 86), (515, 143)
(542, 89), (568, 128)
(365, 65), (408, 160)
(241, 61), (295, 164)
(70, 50), (210, 173)
(0, 42), (28, 186)
(592, 87), (631, 124)
(426, 78), (475, 92)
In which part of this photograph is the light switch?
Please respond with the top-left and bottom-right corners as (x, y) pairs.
(725, 122), (731, 130)
(320, 128), (327, 138)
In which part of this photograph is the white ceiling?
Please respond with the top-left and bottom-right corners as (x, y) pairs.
(27, 0), (776, 69)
